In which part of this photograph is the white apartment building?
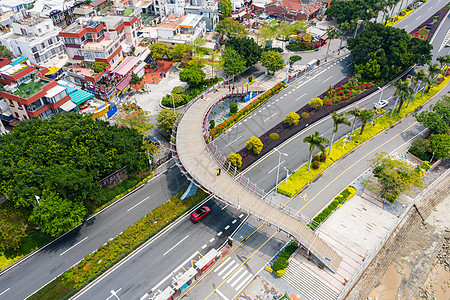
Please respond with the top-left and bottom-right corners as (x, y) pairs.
(0, 14), (64, 66)
(154, 0), (185, 17)
(156, 14), (206, 45)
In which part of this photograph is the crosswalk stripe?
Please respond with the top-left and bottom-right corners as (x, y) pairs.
(214, 257), (231, 273)
(218, 260), (235, 276)
(234, 273), (253, 291)
(230, 270), (248, 287)
(227, 267), (245, 283)
(221, 263), (239, 279)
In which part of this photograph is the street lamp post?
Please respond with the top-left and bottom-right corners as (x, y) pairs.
(274, 147), (288, 195)
(283, 166), (290, 183)
(377, 86), (384, 103)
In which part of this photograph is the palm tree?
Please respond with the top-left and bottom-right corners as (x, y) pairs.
(438, 55), (450, 77)
(427, 63), (441, 80)
(412, 69), (427, 98)
(357, 109), (376, 135)
(329, 112), (351, 155)
(390, 80), (413, 117)
(303, 132), (329, 171)
(425, 77), (439, 93)
(346, 106), (363, 141)
(337, 22), (350, 55)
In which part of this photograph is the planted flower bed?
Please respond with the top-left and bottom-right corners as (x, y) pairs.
(411, 3), (450, 41)
(236, 77), (381, 169)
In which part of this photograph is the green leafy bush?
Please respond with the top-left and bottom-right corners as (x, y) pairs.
(209, 119), (215, 129)
(409, 138), (432, 161)
(301, 112), (310, 119)
(227, 153), (242, 168)
(246, 136), (263, 155)
(269, 133), (279, 140)
(91, 62), (108, 74)
(271, 241), (298, 276)
(290, 55), (302, 64)
(161, 93), (184, 108)
(230, 102), (238, 114)
(171, 86), (186, 94)
(284, 112), (300, 126)
(312, 161), (320, 169)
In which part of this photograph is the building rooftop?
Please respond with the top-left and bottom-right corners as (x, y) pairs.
(158, 15), (186, 29)
(180, 14), (203, 28)
(12, 79), (47, 98)
(82, 38), (114, 51)
(16, 16), (49, 27)
(102, 15), (125, 30)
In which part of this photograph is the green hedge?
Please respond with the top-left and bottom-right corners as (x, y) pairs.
(310, 186), (356, 231)
(210, 82), (285, 139)
(28, 189), (209, 300)
(272, 241), (298, 277)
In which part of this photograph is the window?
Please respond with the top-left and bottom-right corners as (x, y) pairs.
(48, 39), (53, 45)
(32, 46), (38, 53)
(38, 28), (42, 34)
(17, 47), (22, 54)
(41, 43), (45, 49)
(46, 25), (50, 30)
(14, 112), (19, 118)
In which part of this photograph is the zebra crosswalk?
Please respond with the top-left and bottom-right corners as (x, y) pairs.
(213, 257), (254, 291)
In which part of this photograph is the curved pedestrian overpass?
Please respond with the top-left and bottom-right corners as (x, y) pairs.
(171, 84), (342, 273)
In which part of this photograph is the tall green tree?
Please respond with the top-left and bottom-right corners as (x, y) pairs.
(411, 69), (427, 101)
(221, 48), (246, 76)
(157, 109), (179, 137)
(169, 43), (194, 61)
(346, 106), (362, 140)
(179, 66), (206, 87)
(29, 190), (86, 236)
(415, 96), (450, 134)
(337, 22), (351, 55)
(303, 131), (329, 171)
(391, 79), (414, 115)
(363, 152), (423, 203)
(329, 112), (351, 155)
(215, 18), (247, 38)
(261, 51), (284, 75)
(225, 37), (262, 68)
(430, 134), (450, 160)
(427, 63), (441, 80)
(149, 41), (170, 59)
(220, 0), (232, 17)
(115, 102), (154, 134)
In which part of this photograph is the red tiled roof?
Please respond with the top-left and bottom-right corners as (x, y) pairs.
(266, 0), (322, 15)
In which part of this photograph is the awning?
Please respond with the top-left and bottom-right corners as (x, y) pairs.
(45, 66), (60, 75)
(116, 74), (132, 91)
(45, 85), (66, 98)
(67, 89), (94, 106)
(59, 100), (77, 111)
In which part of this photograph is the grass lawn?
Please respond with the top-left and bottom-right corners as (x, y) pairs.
(14, 80), (47, 98)
(277, 76), (450, 197)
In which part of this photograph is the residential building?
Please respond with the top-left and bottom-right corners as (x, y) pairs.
(156, 14), (206, 45)
(0, 0), (34, 13)
(31, 0), (84, 28)
(100, 6), (143, 47)
(154, 0), (186, 17)
(185, 0), (218, 31)
(264, 0), (323, 21)
(0, 57), (75, 121)
(0, 13), (65, 66)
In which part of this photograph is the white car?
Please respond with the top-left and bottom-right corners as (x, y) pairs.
(374, 99), (389, 109)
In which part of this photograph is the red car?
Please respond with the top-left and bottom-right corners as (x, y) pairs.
(190, 206), (211, 223)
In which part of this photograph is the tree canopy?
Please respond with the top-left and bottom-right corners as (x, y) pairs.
(225, 37), (262, 68)
(179, 66), (206, 87)
(430, 134), (450, 160)
(348, 23), (432, 81)
(246, 136), (263, 155)
(220, 0), (232, 17)
(363, 153), (423, 203)
(149, 41), (170, 59)
(0, 113), (149, 235)
(326, 0), (386, 25)
(221, 48), (246, 76)
(0, 45), (14, 60)
(261, 50), (285, 75)
(415, 96), (450, 134)
(215, 18), (247, 37)
(157, 109), (179, 137)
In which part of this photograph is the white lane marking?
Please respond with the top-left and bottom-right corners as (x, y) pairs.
(127, 196), (150, 212)
(258, 109), (262, 113)
(218, 260), (235, 276)
(214, 257), (231, 273)
(210, 237), (215, 243)
(416, 15), (421, 20)
(106, 288), (122, 300)
(279, 96), (284, 99)
(235, 273), (254, 291)
(238, 213), (244, 218)
(140, 292), (148, 300)
(427, 6), (432, 11)
(231, 270), (248, 287)
(222, 263), (239, 279)
(323, 75), (333, 83)
(217, 231), (223, 236)
(227, 267), (245, 283)
(267, 104), (271, 107)
(276, 99), (280, 102)
(295, 93), (307, 101)
(163, 235), (189, 256)
(60, 237), (88, 256)
(284, 93), (288, 96)
(268, 160), (285, 174)
(202, 244), (207, 249)
(225, 136), (242, 147)
(215, 289), (230, 300)
(225, 225), (230, 230)
(243, 119), (248, 122)
(0, 288), (10, 296)
(232, 219), (237, 224)
(151, 251), (199, 292)
(288, 91), (291, 94)
(264, 112), (277, 122)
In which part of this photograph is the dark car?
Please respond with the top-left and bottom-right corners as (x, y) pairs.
(190, 206), (211, 223)
(144, 135), (160, 146)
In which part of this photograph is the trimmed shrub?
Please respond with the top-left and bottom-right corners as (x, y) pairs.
(319, 152), (326, 162)
(269, 133), (279, 140)
(227, 153), (242, 168)
(290, 55), (302, 64)
(284, 112), (300, 126)
(246, 136), (263, 155)
(171, 86), (186, 94)
(230, 102), (238, 114)
(209, 119), (215, 129)
(312, 160), (320, 169)
(309, 97), (323, 109)
(301, 112), (310, 119)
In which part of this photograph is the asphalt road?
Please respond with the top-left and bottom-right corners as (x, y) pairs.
(0, 161), (188, 300)
(71, 198), (246, 300)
